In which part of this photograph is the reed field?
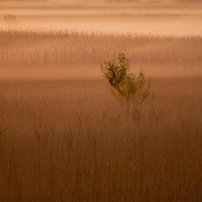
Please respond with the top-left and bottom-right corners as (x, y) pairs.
(0, 2), (202, 202)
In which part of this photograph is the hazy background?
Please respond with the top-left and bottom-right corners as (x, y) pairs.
(0, 1), (202, 201)
(1, 0), (202, 36)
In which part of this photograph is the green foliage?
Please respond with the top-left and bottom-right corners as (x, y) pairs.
(101, 53), (151, 115)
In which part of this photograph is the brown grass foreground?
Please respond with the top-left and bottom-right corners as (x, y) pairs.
(0, 30), (202, 201)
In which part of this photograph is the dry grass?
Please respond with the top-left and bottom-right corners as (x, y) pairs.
(0, 29), (202, 201)
(1, 29), (202, 67)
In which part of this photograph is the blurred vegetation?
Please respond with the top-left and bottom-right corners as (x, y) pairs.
(0, 27), (202, 201)
(3, 14), (17, 23)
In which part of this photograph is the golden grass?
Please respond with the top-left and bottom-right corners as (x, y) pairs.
(1, 29), (202, 67)
(0, 29), (202, 201)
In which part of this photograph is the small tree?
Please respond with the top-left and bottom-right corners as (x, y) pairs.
(100, 53), (151, 116)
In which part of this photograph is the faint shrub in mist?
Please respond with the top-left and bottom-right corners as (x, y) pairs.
(3, 14), (17, 23)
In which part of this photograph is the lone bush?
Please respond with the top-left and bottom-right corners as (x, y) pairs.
(100, 53), (151, 116)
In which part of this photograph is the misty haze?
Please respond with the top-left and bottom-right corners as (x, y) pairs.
(0, 0), (202, 201)
(1, 1), (202, 36)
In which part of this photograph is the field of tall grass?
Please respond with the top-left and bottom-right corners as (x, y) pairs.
(0, 27), (202, 201)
